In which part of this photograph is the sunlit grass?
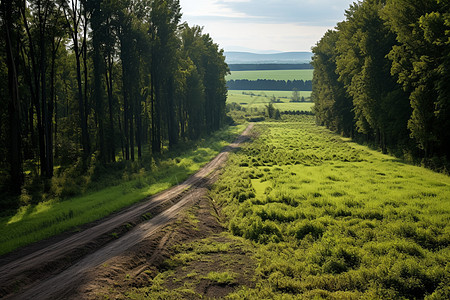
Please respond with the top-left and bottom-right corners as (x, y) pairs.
(0, 124), (246, 256)
(227, 90), (312, 108)
(213, 116), (450, 298)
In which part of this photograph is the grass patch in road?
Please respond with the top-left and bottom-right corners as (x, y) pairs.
(226, 69), (314, 81)
(212, 116), (450, 299)
(0, 125), (246, 256)
(127, 234), (255, 299)
(204, 271), (237, 285)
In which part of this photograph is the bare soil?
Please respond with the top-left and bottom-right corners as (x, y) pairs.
(0, 124), (254, 300)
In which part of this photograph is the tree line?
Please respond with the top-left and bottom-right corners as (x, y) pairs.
(0, 0), (229, 196)
(227, 79), (312, 91)
(312, 0), (450, 168)
(228, 64), (313, 71)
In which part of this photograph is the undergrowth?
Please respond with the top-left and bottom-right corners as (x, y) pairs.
(0, 124), (246, 256)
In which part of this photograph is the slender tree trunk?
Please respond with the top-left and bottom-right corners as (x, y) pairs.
(122, 62), (130, 160)
(106, 53), (115, 162)
(118, 112), (125, 160)
(3, 0), (23, 193)
(150, 69), (158, 153)
(92, 17), (106, 163)
(75, 47), (90, 159)
(129, 97), (135, 161)
(167, 78), (178, 149)
(82, 13), (89, 148)
(152, 75), (162, 154)
(65, 0), (90, 161)
(21, 2), (46, 176)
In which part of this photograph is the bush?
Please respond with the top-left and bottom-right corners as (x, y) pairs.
(294, 220), (325, 240)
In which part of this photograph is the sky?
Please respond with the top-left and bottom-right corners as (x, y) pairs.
(179, 0), (355, 53)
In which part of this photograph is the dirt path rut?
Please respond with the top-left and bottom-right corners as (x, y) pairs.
(0, 124), (254, 300)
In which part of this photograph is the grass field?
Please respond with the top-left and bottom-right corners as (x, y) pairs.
(226, 69), (314, 81)
(0, 125), (246, 256)
(216, 116), (450, 298)
(139, 115), (450, 298)
(227, 90), (313, 112)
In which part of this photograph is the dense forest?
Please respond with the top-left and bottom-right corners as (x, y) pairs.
(227, 79), (312, 91)
(312, 0), (449, 170)
(0, 0), (229, 205)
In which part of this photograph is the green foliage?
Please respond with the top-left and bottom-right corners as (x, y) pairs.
(312, 30), (354, 137)
(211, 117), (450, 298)
(383, 0), (450, 158)
(312, 0), (450, 166)
(0, 0), (230, 210)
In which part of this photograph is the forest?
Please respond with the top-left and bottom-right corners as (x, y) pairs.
(227, 79), (312, 91)
(0, 0), (229, 208)
(312, 0), (450, 170)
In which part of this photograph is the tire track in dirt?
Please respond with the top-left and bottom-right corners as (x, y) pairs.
(0, 124), (254, 300)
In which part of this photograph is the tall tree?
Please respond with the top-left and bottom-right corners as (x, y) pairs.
(335, 0), (409, 152)
(383, 0), (450, 157)
(1, 0), (23, 193)
(148, 0), (182, 152)
(61, 0), (91, 161)
(201, 33), (229, 132)
(312, 30), (354, 137)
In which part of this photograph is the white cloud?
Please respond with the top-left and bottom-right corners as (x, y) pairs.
(198, 20), (332, 52)
(179, 0), (354, 52)
(181, 0), (250, 19)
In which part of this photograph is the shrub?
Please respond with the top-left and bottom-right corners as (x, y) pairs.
(294, 220), (325, 240)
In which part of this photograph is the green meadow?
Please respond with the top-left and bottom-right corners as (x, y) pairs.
(226, 69), (314, 81)
(227, 90), (313, 112)
(0, 125), (246, 256)
(210, 116), (450, 298)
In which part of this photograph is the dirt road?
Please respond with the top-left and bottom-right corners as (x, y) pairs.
(0, 124), (254, 300)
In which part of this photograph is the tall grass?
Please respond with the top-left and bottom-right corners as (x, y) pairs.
(212, 116), (450, 299)
(0, 125), (246, 256)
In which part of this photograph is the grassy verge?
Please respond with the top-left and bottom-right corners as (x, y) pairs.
(0, 125), (246, 256)
(209, 116), (450, 299)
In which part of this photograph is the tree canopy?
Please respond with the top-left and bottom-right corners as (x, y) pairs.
(0, 0), (229, 205)
(312, 0), (450, 166)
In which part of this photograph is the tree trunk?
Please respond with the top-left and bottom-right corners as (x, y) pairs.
(3, 0), (23, 193)
(106, 52), (115, 162)
(167, 78), (178, 149)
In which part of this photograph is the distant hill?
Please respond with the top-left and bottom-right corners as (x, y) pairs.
(224, 51), (313, 64)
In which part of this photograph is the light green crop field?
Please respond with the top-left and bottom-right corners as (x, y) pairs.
(0, 125), (246, 256)
(227, 90), (313, 112)
(226, 69), (314, 81)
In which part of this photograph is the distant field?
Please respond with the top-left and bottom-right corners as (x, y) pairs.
(227, 90), (313, 112)
(226, 69), (314, 81)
